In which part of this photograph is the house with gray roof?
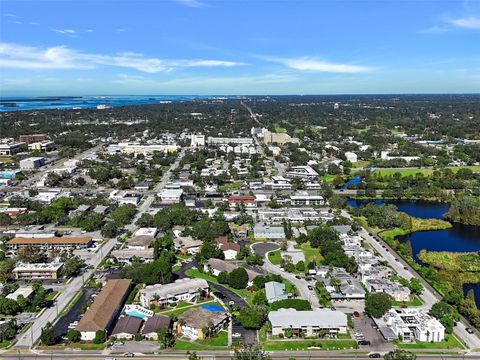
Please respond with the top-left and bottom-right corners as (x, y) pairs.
(268, 309), (347, 337)
(265, 281), (288, 304)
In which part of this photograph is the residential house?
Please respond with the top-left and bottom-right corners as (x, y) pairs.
(215, 236), (240, 260)
(205, 258), (259, 286)
(141, 315), (173, 340)
(111, 316), (143, 340)
(176, 308), (229, 340)
(173, 236), (202, 254)
(265, 281), (289, 304)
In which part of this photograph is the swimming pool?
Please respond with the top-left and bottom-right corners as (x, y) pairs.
(201, 304), (224, 312)
(125, 311), (148, 319)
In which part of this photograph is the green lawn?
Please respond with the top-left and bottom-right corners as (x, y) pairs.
(185, 268), (255, 304)
(172, 264), (181, 272)
(392, 295), (423, 307)
(274, 124), (287, 133)
(299, 242), (323, 264)
(268, 250), (282, 265)
(396, 334), (464, 349)
(46, 291), (59, 302)
(196, 330), (228, 346)
(218, 182), (242, 192)
(321, 174), (336, 183)
(263, 339), (358, 351)
(39, 342), (106, 350)
(0, 340), (12, 349)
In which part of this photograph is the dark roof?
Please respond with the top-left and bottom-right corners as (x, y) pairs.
(111, 316), (143, 336)
(141, 315), (172, 334)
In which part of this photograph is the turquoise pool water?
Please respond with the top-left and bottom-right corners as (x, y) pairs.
(125, 311), (148, 319)
(201, 304), (224, 312)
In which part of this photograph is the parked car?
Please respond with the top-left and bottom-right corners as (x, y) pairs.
(358, 340), (371, 346)
(232, 332), (241, 338)
(353, 311), (360, 318)
(123, 353), (135, 358)
(466, 328), (475, 334)
(369, 354), (381, 358)
(307, 285), (313, 290)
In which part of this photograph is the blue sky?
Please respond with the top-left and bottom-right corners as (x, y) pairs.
(1, 0), (479, 95)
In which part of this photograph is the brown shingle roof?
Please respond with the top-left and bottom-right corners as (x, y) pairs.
(215, 236), (240, 252)
(76, 279), (132, 333)
(207, 258), (259, 282)
(111, 316), (143, 336)
(127, 235), (154, 247)
(177, 308), (227, 329)
(9, 236), (92, 245)
(141, 315), (172, 334)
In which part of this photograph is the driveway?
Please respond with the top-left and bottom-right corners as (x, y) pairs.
(263, 251), (320, 309)
(353, 315), (394, 353)
(53, 288), (97, 338)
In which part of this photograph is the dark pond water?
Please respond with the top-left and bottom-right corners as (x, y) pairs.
(347, 199), (480, 305)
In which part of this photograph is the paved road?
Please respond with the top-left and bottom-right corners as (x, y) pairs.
(341, 209), (480, 350)
(263, 250), (320, 309)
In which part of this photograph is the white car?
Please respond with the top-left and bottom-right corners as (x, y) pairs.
(232, 332), (241, 338)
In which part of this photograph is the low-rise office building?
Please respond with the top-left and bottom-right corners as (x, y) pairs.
(111, 249), (155, 264)
(13, 262), (63, 280)
(19, 157), (45, 170)
(159, 188), (183, 204)
(289, 191), (325, 206)
(286, 166), (319, 180)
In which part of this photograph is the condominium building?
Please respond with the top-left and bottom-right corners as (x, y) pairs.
(12, 262), (63, 280)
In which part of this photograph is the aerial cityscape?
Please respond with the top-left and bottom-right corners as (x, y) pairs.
(1, 1), (480, 360)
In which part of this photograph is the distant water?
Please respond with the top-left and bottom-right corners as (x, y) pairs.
(346, 199), (449, 219)
(0, 95), (232, 112)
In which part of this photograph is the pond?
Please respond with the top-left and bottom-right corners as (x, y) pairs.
(347, 199), (480, 306)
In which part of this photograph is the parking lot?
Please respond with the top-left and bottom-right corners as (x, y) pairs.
(353, 315), (394, 353)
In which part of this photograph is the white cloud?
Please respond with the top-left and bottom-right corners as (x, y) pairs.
(448, 16), (480, 29)
(262, 56), (375, 73)
(174, 0), (205, 8)
(116, 28), (126, 33)
(28, 21), (39, 25)
(86, 29), (94, 33)
(3, 13), (18, 18)
(0, 42), (245, 72)
(419, 25), (450, 34)
(53, 29), (76, 36)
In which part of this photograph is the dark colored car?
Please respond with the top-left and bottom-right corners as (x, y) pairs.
(466, 327), (475, 334)
(358, 340), (371, 346)
(369, 354), (381, 358)
(353, 311), (360, 318)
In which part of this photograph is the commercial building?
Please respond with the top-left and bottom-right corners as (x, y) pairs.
(13, 262), (63, 280)
(286, 166), (319, 180)
(344, 151), (358, 163)
(176, 307), (229, 340)
(253, 225), (286, 240)
(228, 195), (256, 208)
(19, 157), (45, 170)
(139, 278), (209, 308)
(289, 191), (325, 206)
(0, 142), (27, 155)
(265, 281), (289, 304)
(19, 134), (49, 144)
(263, 131), (300, 145)
(28, 141), (55, 152)
(374, 308), (445, 343)
(159, 188), (183, 204)
(76, 279), (132, 341)
(268, 309), (348, 337)
(190, 134), (206, 147)
(6, 286), (34, 301)
(112, 142), (179, 155)
(207, 137), (253, 145)
(8, 235), (93, 250)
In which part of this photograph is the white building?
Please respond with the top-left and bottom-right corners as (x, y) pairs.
(159, 188), (183, 204)
(345, 152), (358, 163)
(265, 281), (289, 303)
(269, 309), (347, 337)
(190, 134), (206, 147)
(286, 166), (319, 180)
(374, 308), (445, 343)
(19, 157), (45, 170)
(139, 278), (209, 307)
(289, 191), (325, 206)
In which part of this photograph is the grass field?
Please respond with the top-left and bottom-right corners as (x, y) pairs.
(268, 250), (282, 265)
(298, 242), (323, 264)
(396, 334), (464, 349)
(375, 166), (480, 177)
(263, 339), (358, 351)
(196, 330), (228, 346)
(174, 339), (227, 350)
(218, 182), (242, 192)
(274, 124), (287, 133)
(0, 156), (13, 164)
(392, 295), (423, 307)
